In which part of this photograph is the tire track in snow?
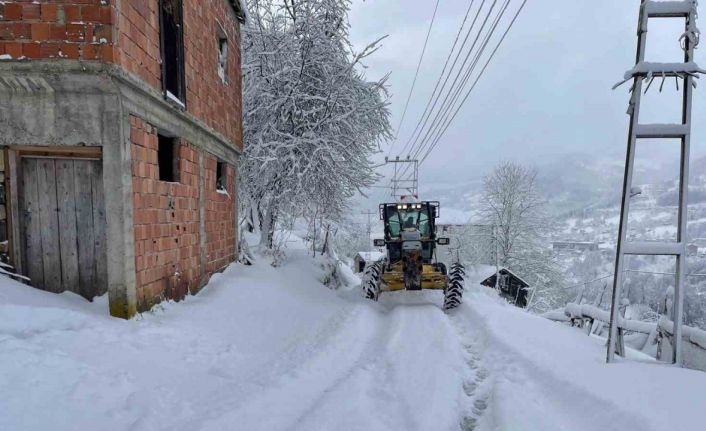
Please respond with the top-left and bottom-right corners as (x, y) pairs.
(186, 302), (396, 431)
(287, 298), (467, 431)
(284, 303), (419, 431)
(174, 287), (469, 431)
(171, 303), (367, 430)
(364, 294), (468, 431)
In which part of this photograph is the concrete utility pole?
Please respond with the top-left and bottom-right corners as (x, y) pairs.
(607, 0), (701, 365)
(361, 210), (377, 252)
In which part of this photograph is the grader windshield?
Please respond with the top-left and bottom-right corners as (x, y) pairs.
(382, 202), (437, 239)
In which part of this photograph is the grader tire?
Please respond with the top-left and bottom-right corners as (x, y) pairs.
(443, 261), (465, 310)
(362, 259), (384, 301)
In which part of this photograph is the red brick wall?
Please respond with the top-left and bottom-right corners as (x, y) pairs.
(111, 0), (243, 148)
(131, 115), (201, 310)
(112, 0), (161, 90)
(130, 115), (237, 311)
(204, 154), (236, 274)
(0, 0), (243, 150)
(182, 0), (242, 150)
(0, 1), (113, 60)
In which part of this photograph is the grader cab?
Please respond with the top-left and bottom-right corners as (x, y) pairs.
(362, 201), (465, 310)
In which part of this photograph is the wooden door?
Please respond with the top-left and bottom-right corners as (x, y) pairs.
(19, 157), (107, 299)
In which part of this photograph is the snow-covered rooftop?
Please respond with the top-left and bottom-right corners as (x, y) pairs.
(356, 251), (385, 262)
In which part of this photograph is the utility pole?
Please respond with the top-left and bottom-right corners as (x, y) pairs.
(385, 156), (419, 201)
(607, 0), (702, 365)
(494, 224), (500, 291)
(361, 210), (377, 252)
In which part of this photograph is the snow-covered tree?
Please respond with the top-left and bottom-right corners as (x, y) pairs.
(480, 162), (566, 311)
(239, 0), (392, 249)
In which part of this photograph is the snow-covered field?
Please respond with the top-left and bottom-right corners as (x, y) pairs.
(2, 240), (706, 430)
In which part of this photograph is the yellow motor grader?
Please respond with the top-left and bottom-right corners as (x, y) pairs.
(362, 201), (465, 310)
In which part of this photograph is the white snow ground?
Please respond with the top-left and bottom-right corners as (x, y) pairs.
(2, 239), (706, 431)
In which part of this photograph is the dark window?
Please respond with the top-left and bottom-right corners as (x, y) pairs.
(216, 161), (226, 191)
(217, 34), (228, 82)
(159, 0), (186, 105)
(158, 135), (179, 182)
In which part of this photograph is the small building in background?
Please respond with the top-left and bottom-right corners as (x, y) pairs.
(480, 268), (530, 308)
(354, 251), (385, 273)
(552, 241), (600, 253)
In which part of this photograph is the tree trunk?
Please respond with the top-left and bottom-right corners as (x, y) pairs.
(321, 224), (330, 256)
(260, 203), (276, 249)
(247, 206), (255, 233)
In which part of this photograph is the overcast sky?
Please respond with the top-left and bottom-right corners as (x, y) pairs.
(347, 0), (706, 199)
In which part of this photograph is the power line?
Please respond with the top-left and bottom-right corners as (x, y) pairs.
(389, 0), (486, 190)
(395, 0), (501, 183)
(388, 0), (441, 157)
(397, 0), (515, 181)
(418, 0), (528, 166)
(395, 0), (478, 159)
(414, 0), (514, 163)
(560, 269), (706, 291)
(390, 0), (528, 190)
(404, 0), (502, 163)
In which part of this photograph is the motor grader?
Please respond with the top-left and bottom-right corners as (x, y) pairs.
(362, 201), (465, 310)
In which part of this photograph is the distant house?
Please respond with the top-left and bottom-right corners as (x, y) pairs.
(437, 224), (467, 234)
(480, 268), (530, 308)
(552, 241), (599, 253)
(354, 251), (385, 273)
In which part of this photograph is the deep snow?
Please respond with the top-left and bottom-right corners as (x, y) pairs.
(2, 241), (706, 431)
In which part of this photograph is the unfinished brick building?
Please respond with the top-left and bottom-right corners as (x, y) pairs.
(0, 0), (246, 318)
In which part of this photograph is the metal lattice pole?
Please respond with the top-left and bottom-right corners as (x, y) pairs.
(607, 0), (700, 365)
(385, 156), (419, 201)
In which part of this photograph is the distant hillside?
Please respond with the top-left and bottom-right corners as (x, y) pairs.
(414, 153), (706, 228)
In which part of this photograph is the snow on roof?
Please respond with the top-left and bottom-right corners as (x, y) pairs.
(356, 251), (385, 262)
(480, 267), (531, 287)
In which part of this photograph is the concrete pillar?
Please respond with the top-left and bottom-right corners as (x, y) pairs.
(104, 93), (137, 319)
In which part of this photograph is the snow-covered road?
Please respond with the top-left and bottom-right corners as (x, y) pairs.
(2, 246), (706, 431)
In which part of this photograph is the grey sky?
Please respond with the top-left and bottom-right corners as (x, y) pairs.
(348, 0), (706, 196)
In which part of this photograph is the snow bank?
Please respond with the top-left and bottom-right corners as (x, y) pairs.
(452, 288), (706, 431)
(0, 249), (360, 430)
(565, 302), (656, 334)
(658, 315), (706, 350)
